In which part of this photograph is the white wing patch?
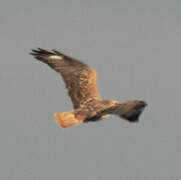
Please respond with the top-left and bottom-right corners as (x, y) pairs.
(49, 55), (63, 60)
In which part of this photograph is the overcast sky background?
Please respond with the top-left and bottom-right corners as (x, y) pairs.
(1, 0), (181, 179)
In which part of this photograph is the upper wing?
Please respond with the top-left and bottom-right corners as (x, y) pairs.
(30, 48), (101, 109)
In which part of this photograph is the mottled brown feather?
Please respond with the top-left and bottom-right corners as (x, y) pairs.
(30, 48), (101, 109)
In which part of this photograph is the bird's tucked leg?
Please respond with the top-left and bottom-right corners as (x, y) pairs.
(54, 111), (86, 128)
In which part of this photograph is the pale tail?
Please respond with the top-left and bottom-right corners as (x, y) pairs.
(54, 111), (85, 128)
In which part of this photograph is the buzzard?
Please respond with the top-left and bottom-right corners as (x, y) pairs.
(30, 48), (147, 128)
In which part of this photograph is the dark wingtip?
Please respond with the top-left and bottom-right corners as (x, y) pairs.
(30, 49), (38, 56)
(135, 101), (147, 110)
(125, 113), (141, 123)
(122, 100), (147, 123)
(52, 49), (64, 56)
(29, 48), (55, 57)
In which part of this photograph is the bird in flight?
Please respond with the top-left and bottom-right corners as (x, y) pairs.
(30, 48), (147, 128)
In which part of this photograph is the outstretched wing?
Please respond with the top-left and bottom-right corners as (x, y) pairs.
(30, 48), (101, 109)
(95, 100), (147, 122)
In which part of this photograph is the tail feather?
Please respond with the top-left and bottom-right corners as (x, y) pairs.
(54, 111), (85, 128)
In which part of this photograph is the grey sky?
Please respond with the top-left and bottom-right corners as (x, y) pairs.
(1, 0), (181, 179)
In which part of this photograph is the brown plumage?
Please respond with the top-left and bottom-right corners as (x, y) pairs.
(30, 48), (147, 128)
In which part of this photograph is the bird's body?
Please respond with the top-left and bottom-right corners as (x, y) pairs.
(30, 48), (147, 128)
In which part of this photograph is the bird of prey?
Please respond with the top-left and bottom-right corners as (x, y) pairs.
(30, 48), (147, 128)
